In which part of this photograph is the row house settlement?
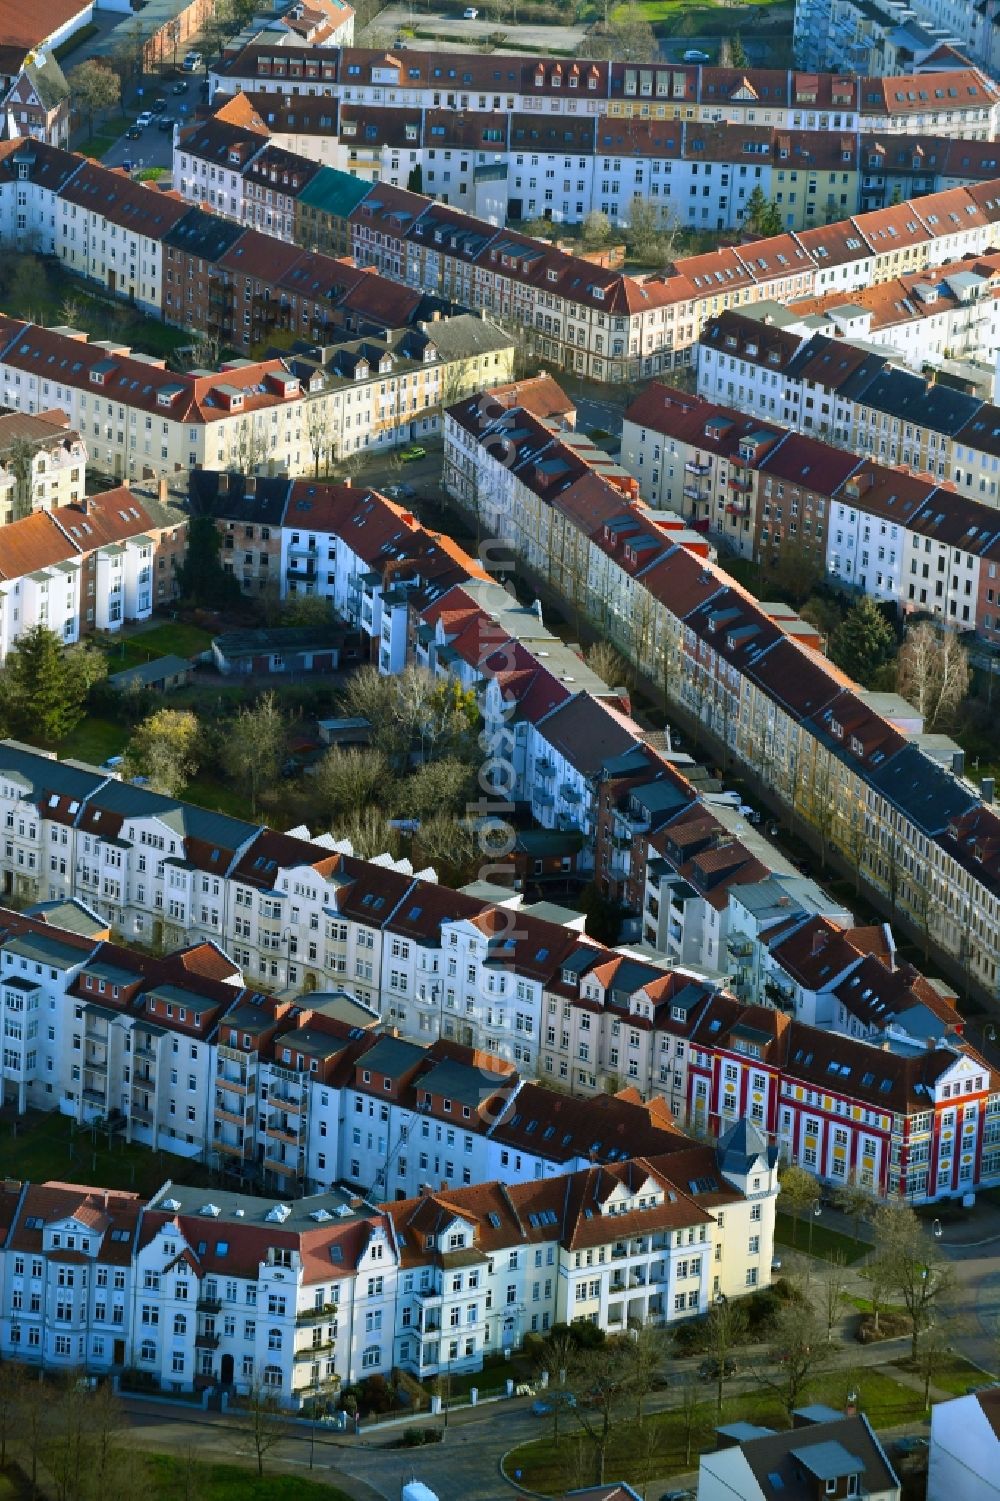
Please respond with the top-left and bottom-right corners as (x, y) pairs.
(620, 382), (1000, 647)
(207, 47), (1000, 139)
(443, 380), (1000, 1004)
(0, 1122), (776, 1397)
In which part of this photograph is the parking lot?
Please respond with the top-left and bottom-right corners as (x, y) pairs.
(364, 4), (591, 54)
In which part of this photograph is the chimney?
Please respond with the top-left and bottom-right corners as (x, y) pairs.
(80, 496), (90, 515)
(218, 471), (230, 495)
(982, 777), (995, 805)
(811, 929), (826, 956)
(345, 477), (352, 489)
(926, 1036), (937, 1051)
(157, 475), (168, 504)
(952, 749), (965, 777)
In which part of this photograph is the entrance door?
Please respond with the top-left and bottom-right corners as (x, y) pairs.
(113, 1339), (125, 1367)
(220, 1353), (234, 1385)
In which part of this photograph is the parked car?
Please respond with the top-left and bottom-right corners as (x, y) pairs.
(182, 50), (203, 71)
(400, 444), (426, 462)
(463, 6), (479, 16)
(532, 1394), (576, 1416)
(151, 95), (166, 112)
(157, 116), (177, 131)
(660, 1490), (694, 1501)
(135, 110), (153, 128)
(894, 1437), (929, 1457)
(698, 1357), (737, 1381)
(683, 48), (709, 61)
(171, 79), (188, 94)
(125, 124), (143, 139)
(120, 159), (136, 173)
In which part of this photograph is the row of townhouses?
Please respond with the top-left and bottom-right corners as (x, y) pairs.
(442, 379), (1000, 1002)
(4, 117), (1000, 385)
(0, 408), (86, 523)
(620, 378), (1000, 648)
(179, 88), (1000, 234)
(207, 46), (1000, 140)
(168, 98), (1000, 382)
(0, 310), (514, 485)
(0, 877), (989, 1217)
(695, 305), (1000, 511)
(0, 1119), (774, 1400)
(0, 134), (455, 346)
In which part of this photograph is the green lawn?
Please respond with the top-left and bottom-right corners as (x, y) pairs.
(102, 622), (215, 672)
(0, 1112), (215, 1198)
(147, 1456), (354, 1501)
(59, 715), (129, 768)
(893, 1351), (991, 1397)
(506, 1366), (924, 1494)
(613, 0), (791, 33)
(775, 1212), (871, 1264)
(184, 773), (256, 822)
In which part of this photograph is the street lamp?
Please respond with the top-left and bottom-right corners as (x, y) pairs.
(808, 1198), (822, 1255)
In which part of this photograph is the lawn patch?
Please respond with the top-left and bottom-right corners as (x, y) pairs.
(146, 1455), (354, 1501)
(506, 1366), (922, 1494)
(775, 1211), (870, 1264)
(103, 622), (215, 672)
(59, 715), (128, 768)
(0, 1112), (215, 1198)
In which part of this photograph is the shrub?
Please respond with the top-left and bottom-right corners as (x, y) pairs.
(673, 1318), (708, 1355)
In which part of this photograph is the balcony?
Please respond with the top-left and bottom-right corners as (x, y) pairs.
(214, 1138), (248, 1157)
(725, 500), (749, 516)
(296, 1303), (338, 1325)
(265, 1118), (301, 1145)
(268, 1089), (304, 1112)
(197, 1296), (222, 1314)
(82, 1085), (107, 1105)
(294, 1341), (334, 1361)
(216, 1071), (249, 1094)
(682, 484), (708, 502)
(727, 474), (752, 492)
(215, 1101), (250, 1126)
(286, 560), (317, 582)
(130, 1103), (153, 1125)
(263, 1154), (302, 1178)
(195, 1333), (220, 1351)
(685, 460), (711, 475)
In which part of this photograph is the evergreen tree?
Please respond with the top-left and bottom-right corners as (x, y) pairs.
(175, 516), (242, 608)
(744, 185), (784, 238)
(0, 626), (96, 743)
(830, 595), (896, 685)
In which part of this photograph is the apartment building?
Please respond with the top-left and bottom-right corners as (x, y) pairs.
(444, 382), (1000, 1003)
(696, 307), (1000, 509)
(209, 44), (1000, 138)
(0, 409), (86, 521)
(0, 484), (185, 654)
(0, 1118), (776, 1398)
(0, 310), (511, 485)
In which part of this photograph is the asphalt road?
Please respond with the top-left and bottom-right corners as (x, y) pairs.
(118, 1327), (945, 1501)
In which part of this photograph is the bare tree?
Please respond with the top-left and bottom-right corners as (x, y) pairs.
(0, 1362), (22, 1467)
(304, 399), (337, 478)
(234, 1378), (286, 1477)
(874, 1202), (956, 1364)
(675, 1370), (705, 1467)
(221, 693), (286, 814)
(819, 1251), (850, 1343)
(896, 622), (970, 730)
(586, 641), (631, 692)
(914, 1318), (958, 1409)
(566, 1337), (636, 1485)
(758, 1302), (827, 1424)
(704, 1297), (747, 1417)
